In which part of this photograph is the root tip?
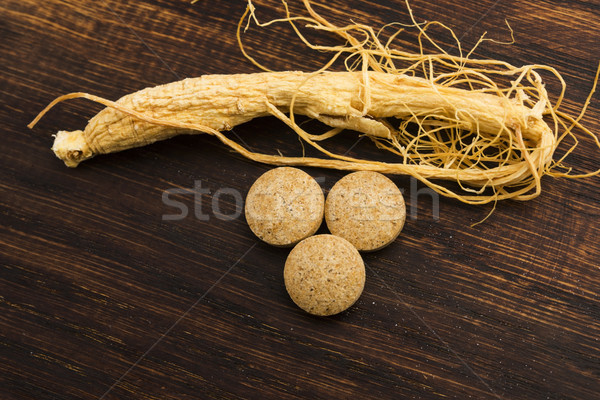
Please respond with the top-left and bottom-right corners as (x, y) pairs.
(51, 130), (94, 167)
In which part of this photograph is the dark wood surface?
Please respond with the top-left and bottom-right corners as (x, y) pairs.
(2, 1), (599, 399)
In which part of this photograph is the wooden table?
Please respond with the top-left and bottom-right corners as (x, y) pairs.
(2, 1), (599, 398)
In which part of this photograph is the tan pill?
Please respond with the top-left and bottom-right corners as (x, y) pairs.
(325, 171), (405, 251)
(245, 167), (324, 247)
(284, 234), (365, 316)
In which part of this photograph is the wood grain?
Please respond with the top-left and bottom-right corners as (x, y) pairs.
(1, 0), (599, 399)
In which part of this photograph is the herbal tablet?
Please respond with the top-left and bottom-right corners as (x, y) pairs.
(284, 234), (365, 316)
(245, 167), (324, 247)
(325, 171), (405, 251)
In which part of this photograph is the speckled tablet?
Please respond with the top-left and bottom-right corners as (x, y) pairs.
(325, 171), (405, 251)
(245, 167), (324, 247)
(284, 234), (365, 316)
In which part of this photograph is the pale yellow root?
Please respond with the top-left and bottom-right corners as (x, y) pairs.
(30, 70), (555, 201)
(28, 0), (599, 205)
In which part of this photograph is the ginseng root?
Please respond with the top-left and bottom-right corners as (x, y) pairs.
(28, 0), (599, 205)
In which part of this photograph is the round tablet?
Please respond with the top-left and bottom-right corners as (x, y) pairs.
(325, 171), (405, 251)
(245, 167), (324, 247)
(284, 234), (365, 316)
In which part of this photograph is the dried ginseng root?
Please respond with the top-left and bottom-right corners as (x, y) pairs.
(28, 0), (600, 205)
